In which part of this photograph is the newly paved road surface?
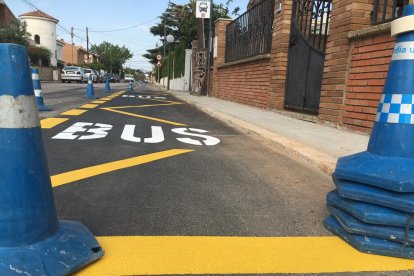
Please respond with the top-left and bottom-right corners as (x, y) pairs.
(36, 83), (414, 275)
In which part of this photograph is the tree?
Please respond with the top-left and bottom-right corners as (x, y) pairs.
(28, 46), (52, 66)
(90, 42), (133, 73)
(143, 0), (238, 77)
(0, 19), (31, 47)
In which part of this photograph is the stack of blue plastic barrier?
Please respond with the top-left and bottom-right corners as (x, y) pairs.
(325, 4), (414, 259)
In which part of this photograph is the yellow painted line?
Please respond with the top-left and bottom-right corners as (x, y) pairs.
(40, 118), (69, 129)
(101, 97), (112, 101)
(92, 100), (106, 104)
(101, 107), (187, 126)
(60, 109), (88, 116)
(80, 104), (99, 109)
(105, 102), (183, 109)
(78, 236), (414, 275)
(51, 149), (193, 187)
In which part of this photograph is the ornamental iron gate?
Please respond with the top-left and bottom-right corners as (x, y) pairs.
(285, 0), (332, 114)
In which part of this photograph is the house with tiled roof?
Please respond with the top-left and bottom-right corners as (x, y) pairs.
(0, 0), (16, 28)
(20, 10), (60, 67)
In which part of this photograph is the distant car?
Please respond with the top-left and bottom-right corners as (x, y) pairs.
(113, 74), (121, 83)
(95, 71), (104, 83)
(124, 74), (135, 83)
(83, 68), (98, 83)
(199, 2), (208, 12)
(61, 66), (86, 83)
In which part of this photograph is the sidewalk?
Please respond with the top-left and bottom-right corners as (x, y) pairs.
(167, 89), (369, 175)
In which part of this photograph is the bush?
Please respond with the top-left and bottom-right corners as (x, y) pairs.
(28, 46), (52, 66)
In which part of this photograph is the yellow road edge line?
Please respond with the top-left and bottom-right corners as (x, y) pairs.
(92, 100), (106, 104)
(51, 149), (194, 187)
(60, 109), (88, 116)
(104, 102), (183, 109)
(101, 107), (187, 126)
(40, 118), (69, 129)
(77, 236), (414, 275)
(81, 104), (99, 109)
(101, 98), (112, 101)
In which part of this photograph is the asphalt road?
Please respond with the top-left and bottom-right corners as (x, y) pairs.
(36, 83), (414, 275)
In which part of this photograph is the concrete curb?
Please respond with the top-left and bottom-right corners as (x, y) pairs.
(170, 91), (337, 175)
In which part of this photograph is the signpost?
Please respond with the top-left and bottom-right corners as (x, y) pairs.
(156, 54), (162, 84)
(196, 0), (211, 19)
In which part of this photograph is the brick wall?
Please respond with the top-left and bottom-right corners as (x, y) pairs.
(0, 2), (15, 28)
(216, 58), (272, 108)
(343, 34), (394, 132)
(268, 0), (292, 110)
(318, 0), (373, 127)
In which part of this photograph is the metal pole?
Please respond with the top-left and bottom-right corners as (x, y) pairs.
(206, 0), (213, 97)
(71, 27), (74, 64)
(157, 66), (160, 84)
(167, 43), (171, 90)
(86, 26), (89, 63)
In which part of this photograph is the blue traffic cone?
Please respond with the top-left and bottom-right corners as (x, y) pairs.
(0, 44), (103, 275)
(105, 76), (111, 94)
(32, 68), (52, 111)
(325, 4), (414, 259)
(128, 81), (133, 92)
(84, 74), (98, 99)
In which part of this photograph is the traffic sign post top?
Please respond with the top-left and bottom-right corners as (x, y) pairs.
(156, 54), (162, 61)
(196, 0), (211, 19)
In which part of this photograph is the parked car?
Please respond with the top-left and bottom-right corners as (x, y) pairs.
(61, 66), (87, 83)
(124, 74), (135, 83)
(113, 74), (121, 83)
(83, 68), (98, 83)
(96, 71), (104, 83)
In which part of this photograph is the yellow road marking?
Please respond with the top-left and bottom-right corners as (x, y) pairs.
(40, 118), (69, 129)
(101, 107), (187, 126)
(51, 149), (193, 187)
(78, 236), (414, 275)
(80, 104), (98, 109)
(92, 100), (106, 104)
(101, 97), (112, 101)
(60, 109), (88, 116)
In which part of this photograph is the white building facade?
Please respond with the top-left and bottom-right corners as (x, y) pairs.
(20, 11), (59, 67)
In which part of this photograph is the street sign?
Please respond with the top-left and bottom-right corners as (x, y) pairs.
(156, 61), (162, 67)
(156, 54), (162, 61)
(196, 0), (211, 19)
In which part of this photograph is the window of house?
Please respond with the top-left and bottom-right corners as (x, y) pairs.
(34, 35), (40, 45)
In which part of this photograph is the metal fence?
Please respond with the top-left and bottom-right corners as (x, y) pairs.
(371, 0), (409, 25)
(225, 0), (275, 63)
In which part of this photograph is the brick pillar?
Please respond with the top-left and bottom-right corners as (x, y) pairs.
(318, 0), (373, 126)
(268, 0), (293, 110)
(211, 18), (232, 97)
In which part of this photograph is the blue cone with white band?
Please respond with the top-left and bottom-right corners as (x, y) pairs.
(0, 44), (103, 275)
(105, 75), (111, 94)
(32, 68), (52, 111)
(325, 5), (414, 259)
(84, 74), (98, 99)
(128, 81), (133, 92)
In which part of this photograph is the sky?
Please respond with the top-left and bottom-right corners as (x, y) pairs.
(5, 0), (248, 72)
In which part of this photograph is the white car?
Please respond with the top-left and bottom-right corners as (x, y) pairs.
(61, 66), (87, 83)
(83, 68), (98, 83)
(124, 74), (135, 83)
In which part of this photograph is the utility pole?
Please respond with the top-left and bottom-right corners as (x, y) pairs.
(206, 0), (213, 97)
(86, 26), (89, 63)
(71, 27), (74, 64)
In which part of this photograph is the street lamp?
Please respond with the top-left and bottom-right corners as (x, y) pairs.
(166, 34), (175, 90)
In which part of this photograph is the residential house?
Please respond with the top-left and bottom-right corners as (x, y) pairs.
(0, 0), (15, 28)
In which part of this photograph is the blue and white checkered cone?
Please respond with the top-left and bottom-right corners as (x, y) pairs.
(0, 44), (103, 275)
(84, 74), (98, 99)
(128, 81), (133, 92)
(325, 5), (414, 259)
(31, 68), (52, 111)
(105, 75), (111, 94)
